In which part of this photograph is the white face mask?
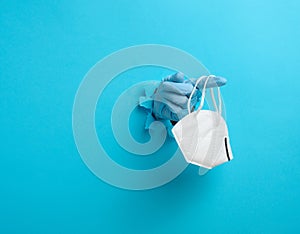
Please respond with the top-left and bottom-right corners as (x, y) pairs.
(172, 75), (233, 170)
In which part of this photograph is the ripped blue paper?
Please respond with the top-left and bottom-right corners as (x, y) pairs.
(139, 81), (174, 138)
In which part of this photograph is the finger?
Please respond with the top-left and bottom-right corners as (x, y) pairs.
(159, 81), (194, 96)
(189, 76), (227, 88)
(163, 72), (185, 83)
(190, 90), (202, 107)
(153, 102), (179, 121)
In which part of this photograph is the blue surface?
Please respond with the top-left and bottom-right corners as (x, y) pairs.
(1, 0), (300, 233)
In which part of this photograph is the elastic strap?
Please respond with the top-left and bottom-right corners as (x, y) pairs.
(187, 76), (207, 114)
(187, 75), (222, 114)
(210, 87), (222, 114)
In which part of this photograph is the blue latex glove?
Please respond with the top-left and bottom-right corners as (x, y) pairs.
(152, 72), (227, 122)
(189, 76), (227, 89)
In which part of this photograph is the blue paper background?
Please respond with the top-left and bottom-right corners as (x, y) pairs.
(1, 0), (299, 233)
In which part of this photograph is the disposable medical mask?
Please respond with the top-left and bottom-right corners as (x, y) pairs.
(172, 75), (233, 170)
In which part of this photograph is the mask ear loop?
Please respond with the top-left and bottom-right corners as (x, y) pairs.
(187, 75), (214, 178)
(187, 75), (212, 114)
(210, 87), (222, 115)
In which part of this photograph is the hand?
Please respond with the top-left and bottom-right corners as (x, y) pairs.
(152, 72), (227, 122)
(152, 72), (200, 122)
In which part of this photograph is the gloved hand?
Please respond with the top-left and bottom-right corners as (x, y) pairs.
(152, 72), (227, 122)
